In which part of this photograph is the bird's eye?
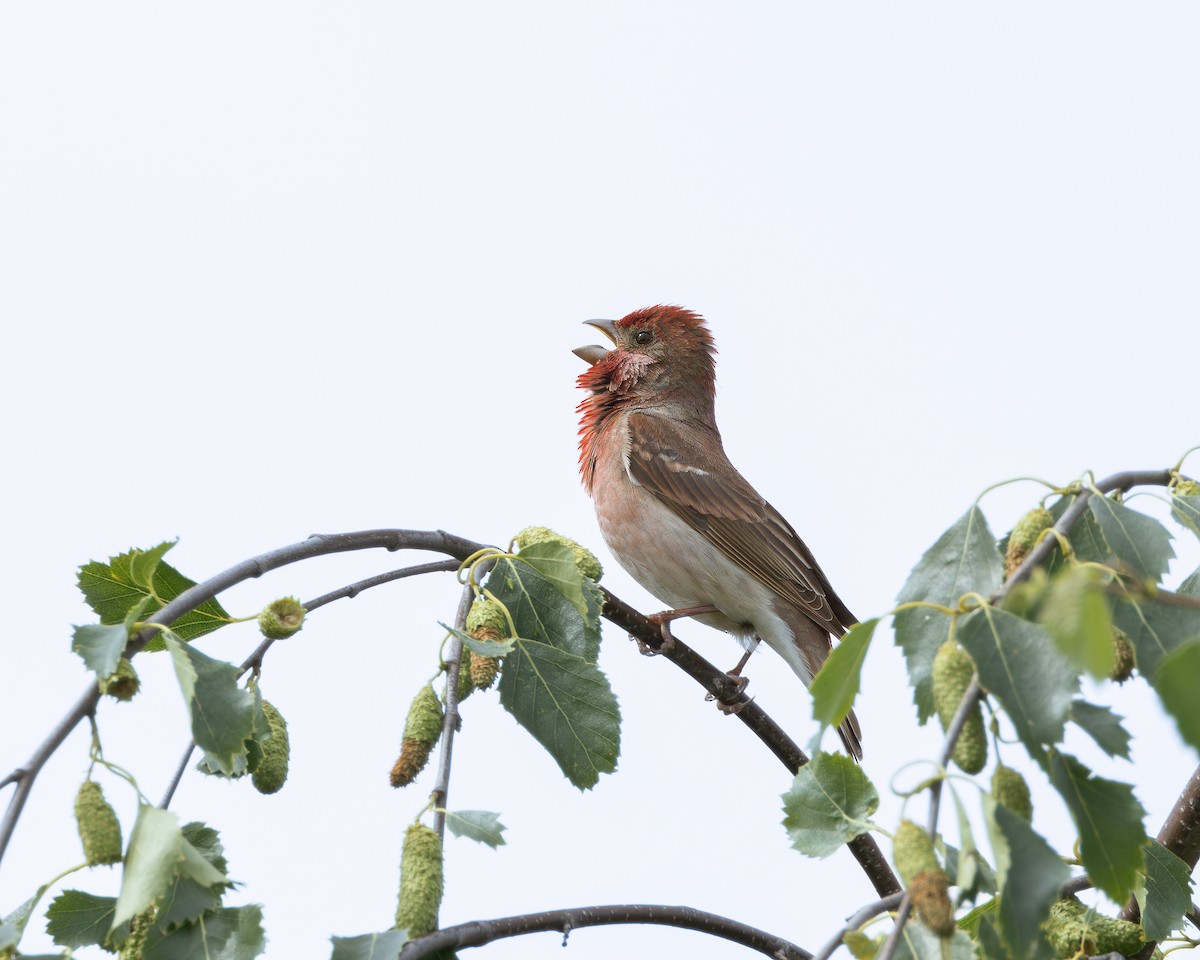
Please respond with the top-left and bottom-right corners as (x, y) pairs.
(633, 330), (653, 346)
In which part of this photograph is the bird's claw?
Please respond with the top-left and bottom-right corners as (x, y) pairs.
(631, 633), (660, 656)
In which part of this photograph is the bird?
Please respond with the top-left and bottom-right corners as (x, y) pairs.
(573, 305), (862, 760)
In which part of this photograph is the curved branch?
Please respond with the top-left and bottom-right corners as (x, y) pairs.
(0, 530), (489, 866)
(811, 893), (905, 960)
(399, 903), (812, 960)
(600, 589), (901, 898)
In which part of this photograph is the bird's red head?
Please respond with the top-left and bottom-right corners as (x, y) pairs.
(573, 305), (717, 401)
(574, 306), (718, 489)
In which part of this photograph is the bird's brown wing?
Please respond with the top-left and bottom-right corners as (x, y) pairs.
(625, 411), (856, 635)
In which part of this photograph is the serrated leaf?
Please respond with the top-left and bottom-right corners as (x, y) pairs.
(158, 823), (231, 929)
(71, 623), (129, 679)
(1113, 580), (1200, 679)
(485, 556), (600, 662)
(1038, 567), (1114, 678)
(1152, 639), (1200, 755)
(1088, 495), (1175, 583)
(988, 801), (1065, 960)
(892, 924), (975, 960)
(329, 930), (409, 960)
(441, 622), (514, 657)
(1172, 495), (1200, 539)
(895, 507), (1003, 723)
(497, 637), (619, 789)
(1069, 700), (1132, 760)
(514, 540), (599, 625)
(810, 619), (879, 729)
(957, 606), (1078, 754)
(444, 810), (507, 848)
(114, 806), (184, 928)
(46, 891), (117, 949)
(1046, 749), (1145, 902)
(1141, 839), (1194, 940)
(781, 752), (879, 858)
(77, 544), (234, 648)
(164, 634), (257, 776)
(143, 904), (265, 960)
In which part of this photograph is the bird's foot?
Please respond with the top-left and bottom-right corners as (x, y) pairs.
(715, 697), (750, 715)
(644, 604), (718, 655)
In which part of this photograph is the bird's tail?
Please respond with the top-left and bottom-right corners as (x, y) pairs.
(836, 710), (863, 763)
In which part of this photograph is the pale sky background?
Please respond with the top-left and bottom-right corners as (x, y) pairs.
(2, 4), (1199, 959)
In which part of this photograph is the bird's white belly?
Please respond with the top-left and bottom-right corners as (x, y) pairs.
(593, 463), (813, 684)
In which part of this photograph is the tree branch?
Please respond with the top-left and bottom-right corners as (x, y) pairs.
(399, 903), (812, 960)
(0, 531), (489, 866)
(811, 893), (905, 960)
(600, 588), (901, 898)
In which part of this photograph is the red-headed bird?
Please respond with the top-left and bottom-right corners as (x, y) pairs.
(574, 305), (862, 759)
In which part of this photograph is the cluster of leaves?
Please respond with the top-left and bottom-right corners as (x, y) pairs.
(789, 479), (1200, 959)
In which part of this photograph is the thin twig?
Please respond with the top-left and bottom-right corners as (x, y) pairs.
(811, 893), (905, 960)
(399, 903), (813, 960)
(0, 530), (488, 865)
(874, 897), (913, 960)
(157, 559), (464, 811)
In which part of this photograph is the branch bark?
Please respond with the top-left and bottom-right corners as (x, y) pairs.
(399, 903), (813, 960)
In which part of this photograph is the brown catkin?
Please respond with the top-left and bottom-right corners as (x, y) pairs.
(1110, 628), (1136, 683)
(395, 823), (444, 937)
(389, 684), (443, 788)
(893, 820), (955, 938)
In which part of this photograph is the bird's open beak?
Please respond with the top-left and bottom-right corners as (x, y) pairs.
(572, 319), (618, 365)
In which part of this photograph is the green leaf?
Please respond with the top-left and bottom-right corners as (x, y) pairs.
(143, 904), (266, 960)
(943, 784), (997, 897)
(895, 506), (1003, 723)
(1037, 567), (1114, 678)
(77, 543), (234, 648)
(497, 637), (619, 789)
(1046, 749), (1145, 902)
(329, 930), (409, 960)
(514, 540), (599, 625)
(1088, 495), (1175, 583)
(164, 634), (257, 776)
(892, 924), (975, 960)
(444, 810), (507, 848)
(1141, 839), (1194, 940)
(441, 622), (514, 657)
(113, 808), (227, 930)
(988, 801), (1065, 960)
(1069, 700), (1132, 760)
(781, 752), (879, 858)
(957, 897), (998, 937)
(1151, 639), (1200, 755)
(1045, 496), (1108, 574)
(114, 806), (184, 928)
(810, 619), (879, 729)
(974, 916), (1009, 960)
(957, 606), (1078, 754)
(1113, 579), (1200, 678)
(485, 556), (601, 662)
(71, 623), (129, 679)
(46, 890), (117, 949)
(1172, 495), (1200, 539)
(157, 823), (231, 930)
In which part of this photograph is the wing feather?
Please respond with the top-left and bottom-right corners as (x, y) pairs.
(626, 411), (856, 634)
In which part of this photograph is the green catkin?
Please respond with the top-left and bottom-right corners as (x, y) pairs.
(251, 701), (290, 795)
(100, 657), (140, 702)
(991, 765), (1033, 822)
(1005, 507), (1055, 579)
(1043, 898), (1145, 958)
(514, 526), (603, 581)
(893, 820), (956, 937)
(389, 685), (444, 788)
(75, 780), (123, 866)
(258, 597), (305, 639)
(395, 823), (444, 938)
(1110, 628), (1136, 683)
(931, 641), (988, 774)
